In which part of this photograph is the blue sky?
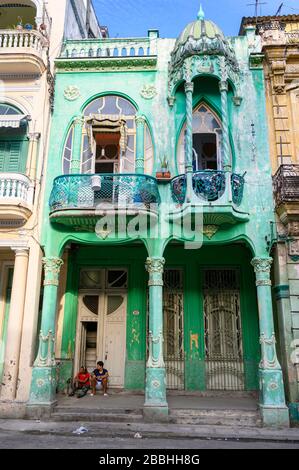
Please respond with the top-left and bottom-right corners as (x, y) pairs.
(93, 0), (299, 38)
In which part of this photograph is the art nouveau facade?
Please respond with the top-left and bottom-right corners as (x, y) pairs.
(240, 14), (299, 424)
(0, 0), (104, 416)
(25, 8), (290, 426)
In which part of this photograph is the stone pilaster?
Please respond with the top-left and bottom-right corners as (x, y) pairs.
(251, 257), (290, 427)
(144, 257), (168, 422)
(0, 247), (29, 401)
(135, 115), (146, 174)
(219, 79), (231, 171)
(28, 257), (63, 410)
(70, 116), (84, 174)
(26, 132), (41, 180)
(184, 82), (194, 203)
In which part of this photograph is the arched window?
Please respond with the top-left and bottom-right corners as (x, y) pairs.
(0, 104), (29, 174)
(62, 96), (154, 175)
(177, 103), (226, 174)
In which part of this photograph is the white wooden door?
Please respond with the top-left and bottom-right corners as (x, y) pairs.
(103, 294), (127, 387)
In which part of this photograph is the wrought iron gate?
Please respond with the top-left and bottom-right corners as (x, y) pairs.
(203, 269), (245, 391)
(163, 269), (185, 390)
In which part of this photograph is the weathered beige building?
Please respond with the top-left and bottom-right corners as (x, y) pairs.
(0, 0), (105, 417)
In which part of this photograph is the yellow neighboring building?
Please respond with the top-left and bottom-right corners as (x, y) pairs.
(240, 15), (299, 422)
(0, 0), (105, 417)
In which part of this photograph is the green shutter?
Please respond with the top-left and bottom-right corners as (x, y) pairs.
(0, 142), (6, 171)
(0, 140), (26, 173)
(7, 141), (23, 172)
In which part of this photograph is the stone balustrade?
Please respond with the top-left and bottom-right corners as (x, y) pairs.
(61, 37), (157, 59)
(0, 30), (47, 54)
(0, 173), (34, 207)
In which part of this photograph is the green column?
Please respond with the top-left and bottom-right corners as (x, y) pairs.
(251, 257), (290, 427)
(28, 257), (63, 409)
(135, 115), (146, 174)
(184, 82), (194, 203)
(219, 80), (231, 172)
(144, 257), (168, 422)
(70, 116), (84, 174)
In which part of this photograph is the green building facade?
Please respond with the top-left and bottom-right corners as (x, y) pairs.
(28, 9), (290, 426)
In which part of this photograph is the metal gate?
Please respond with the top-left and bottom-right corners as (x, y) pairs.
(163, 269), (185, 390)
(204, 269), (245, 391)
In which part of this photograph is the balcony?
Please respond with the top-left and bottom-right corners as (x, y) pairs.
(273, 165), (299, 224)
(0, 173), (34, 227)
(49, 174), (161, 229)
(56, 35), (158, 71)
(0, 30), (48, 76)
(170, 170), (249, 226)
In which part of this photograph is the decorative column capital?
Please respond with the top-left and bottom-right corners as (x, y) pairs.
(251, 257), (272, 274)
(135, 114), (146, 127)
(42, 257), (63, 287)
(28, 132), (41, 142)
(184, 82), (194, 94)
(145, 257), (165, 274)
(73, 115), (85, 127)
(219, 80), (229, 93)
(251, 257), (273, 286)
(11, 246), (29, 256)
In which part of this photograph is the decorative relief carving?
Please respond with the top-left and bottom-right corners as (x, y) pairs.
(147, 330), (165, 368)
(288, 221), (299, 237)
(64, 85), (81, 101)
(259, 333), (281, 370)
(140, 84), (157, 100)
(203, 225), (219, 240)
(35, 330), (55, 367)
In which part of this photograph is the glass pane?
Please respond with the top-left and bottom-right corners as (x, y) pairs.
(107, 295), (124, 315)
(80, 270), (102, 289)
(107, 270), (127, 288)
(83, 295), (99, 315)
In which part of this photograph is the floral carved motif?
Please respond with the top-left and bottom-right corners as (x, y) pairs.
(64, 86), (81, 101)
(140, 84), (157, 100)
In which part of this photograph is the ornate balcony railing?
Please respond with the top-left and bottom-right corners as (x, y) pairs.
(0, 30), (47, 54)
(273, 165), (299, 207)
(60, 37), (157, 59)
(0, 173), (34, 206)
(49, 174), (161, 213)
(171, 171), (245, 206)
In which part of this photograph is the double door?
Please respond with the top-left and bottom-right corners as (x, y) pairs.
(75, 291), (127, 387)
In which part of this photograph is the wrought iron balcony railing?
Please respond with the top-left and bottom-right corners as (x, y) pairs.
(49, 174), (161, 213)
(273, 165), (299, 207)
(171, 171), (245, 206)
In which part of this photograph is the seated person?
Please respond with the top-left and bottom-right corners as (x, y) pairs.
(90, 361), (109, 396)
(69, 366), (90, 398)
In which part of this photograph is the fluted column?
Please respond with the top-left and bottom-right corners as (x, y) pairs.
(251, 257), (289, 427)
(1, 248), (29, 400)
(29, 257), (63, 406)
(135, 115), (146, 174)
(70, 116), (84, 174)
(219, 80), (231, 172)
(184, 82), (194, 203)
(144, 257), (168, 421)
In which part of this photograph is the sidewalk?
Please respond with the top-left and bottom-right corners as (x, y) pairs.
(0, 419), (298, 443)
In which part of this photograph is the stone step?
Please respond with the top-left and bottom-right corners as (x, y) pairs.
(169, 408), (262, 427)
(54, 406), (142, 415)
(51, 412), (144, 423)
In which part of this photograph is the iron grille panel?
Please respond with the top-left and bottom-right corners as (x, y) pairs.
(273, 165), (299, 207)
(171, 171), (245, 205)
(204, 269), (244, 391)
